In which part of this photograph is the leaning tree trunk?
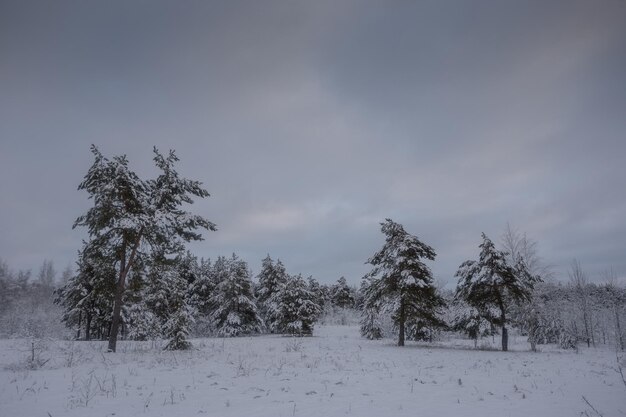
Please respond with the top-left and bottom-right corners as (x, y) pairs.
(398, 299), (405, 347)
(107, 233), (142, 352)
(107, 246), (126, 353)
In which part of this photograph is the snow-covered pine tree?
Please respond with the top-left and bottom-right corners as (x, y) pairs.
(331, 276), (355, 309)
(362, 219), (446, 346)
(187, 257), (215, 335)
(55, 244), (116, 340)
(177, 251), (200, 286)
(307, 276), (326, 313)
(208, 254), (263, 337)
(139, 255), (195, 350)
(455, 233), (540, 351)
(256, 256), (288, 303)
(359, 277), (384, 339)
(126, 301), (160, 341)
(267, 274), (321, 335)
(73, 146), (216, 352)
(162, 297), (195, 351)
(255, 256), (288, 330)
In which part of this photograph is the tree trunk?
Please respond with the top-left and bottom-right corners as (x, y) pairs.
(398, 299), (405, 347)
(616, 306), (624, 351)
(107, 233), (141, 352)
(108, 284), (125, 351)
(529, 325), (537, 352)
(85, 312), (91, 341)
(590, 310), (596, 347)
(76, 311), (82, 340)
(582, 299), (591, 347)
(497, 295), (508, 351)
(500, 307), (508, 352)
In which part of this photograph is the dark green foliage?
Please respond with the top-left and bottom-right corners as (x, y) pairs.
(208, 254), (263, 337)
(359, 278), (384, 339)
(55, 245), (117, 340)
(136, 255), (195, 349)
(331, 277), (355, 309)
(267, 274), (321, 335)
(71, 146), (215, 351)
(256, 255), (289, 330)
(455, 233), (540, 351)
(361, 219), (446, 346)
(256, 256), (288, 304)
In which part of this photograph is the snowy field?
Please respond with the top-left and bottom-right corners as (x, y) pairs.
(1, 326), (625, 417)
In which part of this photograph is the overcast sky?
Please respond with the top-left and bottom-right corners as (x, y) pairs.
(1, 0), (625, 285)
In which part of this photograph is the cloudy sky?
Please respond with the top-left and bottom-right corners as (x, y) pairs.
(1, 0), (625, 285)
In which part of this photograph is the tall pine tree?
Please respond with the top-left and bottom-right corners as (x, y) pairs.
(208, 254), (263, 336)
(362, 219), (446, 346)
(73, 146), (215, 352)
(255, 255), (288, 330)
(455, 233), (540, 351)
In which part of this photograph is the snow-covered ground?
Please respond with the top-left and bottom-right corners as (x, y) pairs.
(1, 326), (624, 417)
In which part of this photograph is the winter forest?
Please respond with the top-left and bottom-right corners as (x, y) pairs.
(1, 146), (625, 417)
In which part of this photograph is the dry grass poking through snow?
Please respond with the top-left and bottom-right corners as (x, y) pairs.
(0, 326), (625, 417)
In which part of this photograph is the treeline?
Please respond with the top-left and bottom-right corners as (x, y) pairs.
(55, 252), (359, 349)
(0, 260), (70, 338)
(359, 220), (625, 352)
(1, 248), (623, 353)
(3, 146), (624, 354)
(372, 279), (625, 351)
(0, 255), (358, 344)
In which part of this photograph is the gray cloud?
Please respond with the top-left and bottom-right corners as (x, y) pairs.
(1, 0), (625, 284)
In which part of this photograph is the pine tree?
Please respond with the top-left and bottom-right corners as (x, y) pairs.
(255, 256), (288, 330)
(359, 277), (384, 339)
(307, 276), (326, 313)
(188, 258), (214, 315)
(55, 244), (117, 340)
(362, 219), (446, 346)
(139, 256), (195, 350)
(162, 276), (195, 351)
(256, 256), (288, 303)
(73, 146), (215, 352)
(208, 254), (263, 337)
(126, 301), (160, 341)
(267, 274), (321, 335)
(331, 276), (355, 309)
(455, 233), (540, 351)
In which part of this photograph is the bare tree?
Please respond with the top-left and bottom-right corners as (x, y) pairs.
(602, 268), (624, 351)
(501, 223), (553, 279)
(570, 260), (594, 347)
